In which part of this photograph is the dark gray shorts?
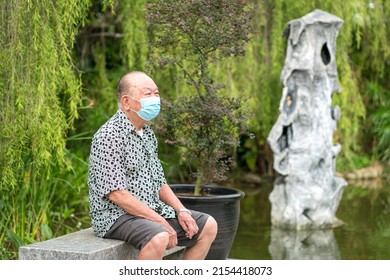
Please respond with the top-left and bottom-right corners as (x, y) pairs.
(104, 210), (209, 250)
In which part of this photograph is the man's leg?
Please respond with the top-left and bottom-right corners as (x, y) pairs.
(183, 216), (218, 260)
(137, 232), (170, 260)
(104, 214), (171, 260)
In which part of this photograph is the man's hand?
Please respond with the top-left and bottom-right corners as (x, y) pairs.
(160, 220), (178, 249)
(158, 184), (199, 240)
(177, 211), (199, 239)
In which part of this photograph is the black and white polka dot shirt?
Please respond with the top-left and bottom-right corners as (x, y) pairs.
(88, 109), (175, 237)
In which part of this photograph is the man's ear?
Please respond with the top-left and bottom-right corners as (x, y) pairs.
(120, 95), (132, 111)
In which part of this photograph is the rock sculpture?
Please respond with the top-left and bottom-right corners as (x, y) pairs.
(267, 9), (347, 229)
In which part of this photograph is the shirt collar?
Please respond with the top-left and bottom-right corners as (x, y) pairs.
(116, 108), (151, 136)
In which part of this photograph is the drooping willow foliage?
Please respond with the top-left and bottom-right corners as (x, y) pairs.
(0, 0), (90, 189)
(0, 0), (114, 259)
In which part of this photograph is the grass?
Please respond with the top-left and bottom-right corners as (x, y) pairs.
(0, 150), (91, 260)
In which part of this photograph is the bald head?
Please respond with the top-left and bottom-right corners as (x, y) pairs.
(116, 71), (152, 102)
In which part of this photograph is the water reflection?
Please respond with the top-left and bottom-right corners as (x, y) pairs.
(269, 228), (340, 260)
(228, 178), (390, 260)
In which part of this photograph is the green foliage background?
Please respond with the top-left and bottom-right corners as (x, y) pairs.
(0, 0), (389, 259)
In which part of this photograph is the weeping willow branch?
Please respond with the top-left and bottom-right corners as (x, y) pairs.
(0, 0), (112, 190)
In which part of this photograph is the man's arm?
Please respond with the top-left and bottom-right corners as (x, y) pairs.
(108, 190), (164, 222)
(158, 184), (187, 212)
(159, 184), (199, 239)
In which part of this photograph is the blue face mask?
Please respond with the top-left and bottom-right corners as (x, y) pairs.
(131, 96), (161, 121)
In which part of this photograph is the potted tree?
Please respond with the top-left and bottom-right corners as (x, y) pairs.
(146, 0), (255, 259)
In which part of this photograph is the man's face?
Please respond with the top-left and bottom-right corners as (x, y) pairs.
(121, 74), (159, 113)
(130, 76), (160, 111)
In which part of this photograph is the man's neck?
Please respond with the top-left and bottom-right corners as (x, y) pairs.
(121, 107), (145, 131)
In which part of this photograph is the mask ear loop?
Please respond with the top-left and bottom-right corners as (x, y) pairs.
(128, 95), (140, 113)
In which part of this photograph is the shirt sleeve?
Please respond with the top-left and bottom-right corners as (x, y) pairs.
(89, 129), (127, 198)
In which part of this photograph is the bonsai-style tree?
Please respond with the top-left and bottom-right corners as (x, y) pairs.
(146, 0), (255, 195)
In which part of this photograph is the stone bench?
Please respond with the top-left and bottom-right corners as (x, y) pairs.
(19, 228), (185, 260)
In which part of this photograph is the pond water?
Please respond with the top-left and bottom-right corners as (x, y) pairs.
(229, 178), (390, 260)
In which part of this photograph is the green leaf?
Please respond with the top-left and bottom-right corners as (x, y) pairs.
(6, 229), (25, 247)
(41, 224), (53, 240)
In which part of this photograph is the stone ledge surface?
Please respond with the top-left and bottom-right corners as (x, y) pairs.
(19, 228), (185, 260)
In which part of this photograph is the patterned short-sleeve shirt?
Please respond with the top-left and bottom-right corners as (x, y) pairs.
(88, 109), (175, 237)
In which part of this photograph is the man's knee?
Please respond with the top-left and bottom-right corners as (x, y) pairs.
(146, 231), (170, 250)
(137, 231), (170, 260)
(203, 216), (218, 240)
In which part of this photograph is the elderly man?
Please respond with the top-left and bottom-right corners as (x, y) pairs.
(88, 71), (217, 260)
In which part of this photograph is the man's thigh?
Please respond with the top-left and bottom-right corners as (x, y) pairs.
(104, 214), (167, 250)
(104, 210), (209, 250)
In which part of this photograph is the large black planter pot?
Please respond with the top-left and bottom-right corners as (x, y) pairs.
(170, 184), (245, 260)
